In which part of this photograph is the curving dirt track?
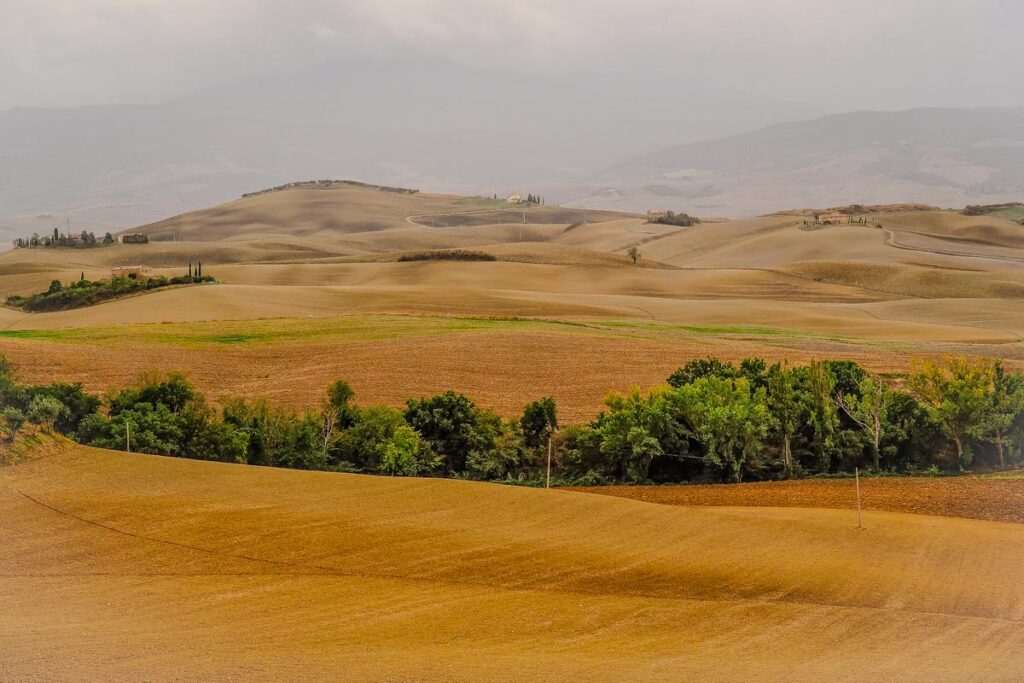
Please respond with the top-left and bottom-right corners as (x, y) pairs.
(3, 440), (1024, 681)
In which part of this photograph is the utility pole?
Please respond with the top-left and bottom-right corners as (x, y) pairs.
(546, 435), (553, 490)
(855, 467), (863, 529)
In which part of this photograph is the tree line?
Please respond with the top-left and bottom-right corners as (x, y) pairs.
(5, 268), (214, 312)
(2, 354), (1022, 485)
(13, 228), (115, 249)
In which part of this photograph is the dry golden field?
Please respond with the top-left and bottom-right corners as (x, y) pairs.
(3, 440), (1024, 681)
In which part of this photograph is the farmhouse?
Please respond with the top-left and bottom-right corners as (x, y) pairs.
(506, 193), (524, 204)
(111, 265), (154, 279)
(817, 212), (849, 224)
(646, 209), (668, 222)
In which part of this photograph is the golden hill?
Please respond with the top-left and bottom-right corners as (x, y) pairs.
(4, 188), (1024, 421)
(3, 440), (1024, 681)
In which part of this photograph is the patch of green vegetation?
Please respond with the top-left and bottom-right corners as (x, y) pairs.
(991, 206), (1024, 222)
(979, 469), (1024, 479)
(0, 313), (872, 352)
(14, 314), (558, 348)
(0, 329), (70, 340)
(198, 333), (272, 344)
(455, 197), (508, 208)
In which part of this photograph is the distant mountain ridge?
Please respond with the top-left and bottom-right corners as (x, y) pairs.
(567, 107), (1024, 216)
(1, 105), (1022, 248)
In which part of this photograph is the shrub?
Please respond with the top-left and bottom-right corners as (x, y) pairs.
(2, 407), (25, 440)
(27, 395), (67, 430)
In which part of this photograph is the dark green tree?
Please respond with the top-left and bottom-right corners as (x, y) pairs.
(520, 397), (558, 449)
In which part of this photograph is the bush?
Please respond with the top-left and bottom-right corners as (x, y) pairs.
(335, 406), (436, 474)
(2, 407), (25, 439)
(27, 395), (67, 430)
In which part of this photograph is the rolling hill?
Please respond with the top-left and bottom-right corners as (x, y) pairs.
(3, 440), (1023, 681)
(3, 105), (1022, 251)
(3, 185), (1024, 421)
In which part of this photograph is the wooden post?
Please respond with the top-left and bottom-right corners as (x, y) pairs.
(546, 436), (553, 490)
(855, 467), (863, 529)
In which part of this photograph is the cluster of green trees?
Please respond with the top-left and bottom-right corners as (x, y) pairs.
(397, 250), (497, 262)
(962, 202), (1022, 216)
(3, 354), (1022, 485)
(650, 211), (699, 227)
(12, 228), (114, 249)
(5, 271), (214, 312)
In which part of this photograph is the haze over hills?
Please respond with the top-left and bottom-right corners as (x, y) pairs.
(3, 100), (1022, 247)
(569, 107), (1024, 215)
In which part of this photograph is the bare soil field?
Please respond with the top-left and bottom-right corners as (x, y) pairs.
(3, 440), (1024, 681)
(573, 476), (1024, 524)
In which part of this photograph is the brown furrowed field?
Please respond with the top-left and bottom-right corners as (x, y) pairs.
(3, 440), (1024, 681)
(573, 476), (1024, 524)
(3, 313), (1021, 421)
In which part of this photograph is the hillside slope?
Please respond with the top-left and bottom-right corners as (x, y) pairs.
(3, 441), (1024, 681)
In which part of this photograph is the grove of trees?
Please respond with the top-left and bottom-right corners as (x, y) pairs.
(5, 270), (214, 312)
(3, 354), (1023, 485)
(12, 228), (113, 249)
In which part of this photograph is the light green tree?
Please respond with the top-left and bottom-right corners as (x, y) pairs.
(909, 356), (995, 471)
(804, 360), (839, 472)
(837, 374), (892, 471)
(598, 388), (673, 483)
(766, 363), (805, 475)
(376, 424), (427, 476)
(675, 376), (771, 482)
(979, 361), (1024, 468)
(27, 395), (67, 431)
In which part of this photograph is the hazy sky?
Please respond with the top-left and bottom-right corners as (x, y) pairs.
(5, 0), (1023, 118)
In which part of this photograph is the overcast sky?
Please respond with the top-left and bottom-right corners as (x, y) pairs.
(4, 0), (1023, 117)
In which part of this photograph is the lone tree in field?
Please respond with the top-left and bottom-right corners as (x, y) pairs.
(909, 357), (994, 471)
(627, 246), (641, 266)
